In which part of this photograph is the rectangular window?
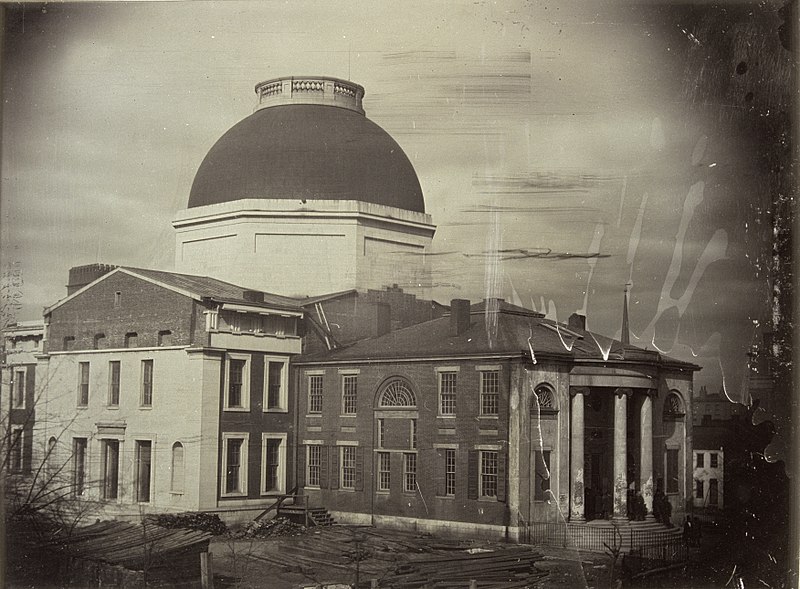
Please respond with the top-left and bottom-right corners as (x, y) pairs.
(480, 451), (499, 498)
(377, 452), (391, 491)
(342, 375), (358, 415)
(308, 375), (323, 414)
(341, 446), (356, 490)
(695, 479), (704, 499)
(114, 291), (122, 307)
(696, 453), (704, 468)
(266, 360), (286, 410)
(307, 445), (322, 487)
(666, 448), (679, 494)
(9, 427), (23, 471)
(124, 332), (138, 348)
(78, 362), (90, 406)
(158, 330), (173, 346)
(439, 372), (457, 415)
(108, 361), (121, 406)
(709, 478), (719, 505)
(403, 453), (417, 493)
(135, 441), (152, 503)
(534, 450), (551, 501)
(410, 419), (417, 449)
(262, 434), (286, 494)
(225, 355), (250, 410)
(223, 435), (248, 495)
(480, 371), (500, 415)
(13, 369), (25, 408)
(377, 418), (385, 449)
(141, 360), (153, 406)
(171, 443), (185, 493)
(445, 449), (456, 496)
(710, 453), (718, 468)
(101, 439), (120, 500)
(73, 438), (88, 496)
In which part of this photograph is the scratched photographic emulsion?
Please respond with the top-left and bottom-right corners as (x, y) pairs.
(0, 2), (796, 588)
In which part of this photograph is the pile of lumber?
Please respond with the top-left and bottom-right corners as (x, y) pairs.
(383, 546), (548, 588)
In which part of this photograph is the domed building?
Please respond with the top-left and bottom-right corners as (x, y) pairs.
(173, 76), (436, 298)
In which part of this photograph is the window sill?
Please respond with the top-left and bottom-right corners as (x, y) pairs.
(436, 495), (455, 500)
(264, 408), (288, 414)
(221, 492), (247, 498)
(337, 488), (357, 493)
(260, 491), (286, 497)
(306, 414), (322, 418)
(106, 406), (120, 410)
(139, 406), (153, 410)
(478, 415), (499, 419)
(224, 407), (250, 413)
(478, 496), (499, 503)
(437, 415), (456, 419)
(169, 491), (185, 496)
(339, 414), (357, 418)
(76, 406), (89, 410)
(376, 490), (390, 495)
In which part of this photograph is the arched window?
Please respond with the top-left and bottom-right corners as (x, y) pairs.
(171, 442), (185, 493)
(378, 380), (417, 408)
(663, 392), (684, 418)
(534, 384), (555, 410)
(46, 436), (57, 474)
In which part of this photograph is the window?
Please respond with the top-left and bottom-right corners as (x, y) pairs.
(124, 332), (138, 348)
(101, 439), (120, 500)
(265, 360), (287, 411)
(261, 434), (286, 494)
(410, 419), (417, 449)
(135, 441), (152, 502)
(108, 361), (121, 406)
(114, 291), (122, 307)
(342, 375), (358, 415)
(664, 392), (683, 418)
(78, 362), (90, 406)
(222, 434), (249, 495)
(439, 371), (457, 415)
(377, 452), (390, 491)
(377, 418), (385, 449)
(709, 479), (719, 505)
(695, 479), (704, 499)
(341, 446), (356, 490)
(93, 333), (106, 349)
(9, 426), (23, 471)
(225, 354), (249, 410)
(141, 360), (153, 406)
(307, 445), (322, 487)
(480, 451), (499, 498)
(308, 375), (323, 413)
(73, 438), (88, 496)
(46, 437), (57, 476)
(379, 379), (416, 407)
(534, 450), (551, 501)
(696, 453), (704, 468)
(13, 369), (25, 408)
(534, 385), (555, 410)
(480, 371), (500, 415)
(158, 330), (173, 346)
(445, 449), (456, 496)
(666, 448), (679, 494)
(403, 453), (417, 493)
(710, 453), (718, 468)
(171, 442), (185, 493)
(63, 336), (75, 350)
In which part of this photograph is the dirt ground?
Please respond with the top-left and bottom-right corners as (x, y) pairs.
(208, 525), (615, 589)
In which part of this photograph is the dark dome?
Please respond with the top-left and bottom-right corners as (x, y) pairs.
(188, 104), (425, 213)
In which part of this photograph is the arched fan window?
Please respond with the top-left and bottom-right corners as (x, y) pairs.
(534, 384), (555, 410)
(663, 392), (684, 418)
(378, 379), (417, 408)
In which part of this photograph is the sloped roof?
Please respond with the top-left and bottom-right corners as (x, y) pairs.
(297, 301), (699, 370)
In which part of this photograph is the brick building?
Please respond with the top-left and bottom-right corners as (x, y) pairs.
(293, 299), (698, 540)
(37, 265), (303, 520)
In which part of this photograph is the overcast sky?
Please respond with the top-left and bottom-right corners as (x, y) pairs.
(1, 1), (786, 406)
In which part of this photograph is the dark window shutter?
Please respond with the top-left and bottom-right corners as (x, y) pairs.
(320, 445), (329, 489)
(355, 447), (364, 491)
(468, 450), (479, 500)
(25, 366), (35, 406)
(434, 449), (446, 496)
(330, 447), (340, 489)
(497, 450), (508, 502)
(296, 444), (306, 489)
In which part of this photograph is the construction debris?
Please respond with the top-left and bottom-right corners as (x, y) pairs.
(238, 516), (307, 539)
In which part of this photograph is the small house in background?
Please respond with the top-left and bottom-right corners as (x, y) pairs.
(37, 264), (304, 522)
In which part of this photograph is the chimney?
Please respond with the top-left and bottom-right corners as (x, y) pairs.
(370, 302), (391, 337)
(450, 299), (471, 336)
(67, 263), (118, 295)
(242, 290), (265, 303)
(568, 313), (586, 331)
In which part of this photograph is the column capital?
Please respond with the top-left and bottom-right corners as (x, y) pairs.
(614, 387), (632, 398)
(570, 386), (590, 397)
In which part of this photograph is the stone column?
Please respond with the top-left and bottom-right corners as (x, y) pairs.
(639, 391), (655, 520)
(612, 388), (630, 522)
(569, 388), (586, 522)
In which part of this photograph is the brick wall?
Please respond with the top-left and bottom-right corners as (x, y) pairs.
(48, 271), (201, 351)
